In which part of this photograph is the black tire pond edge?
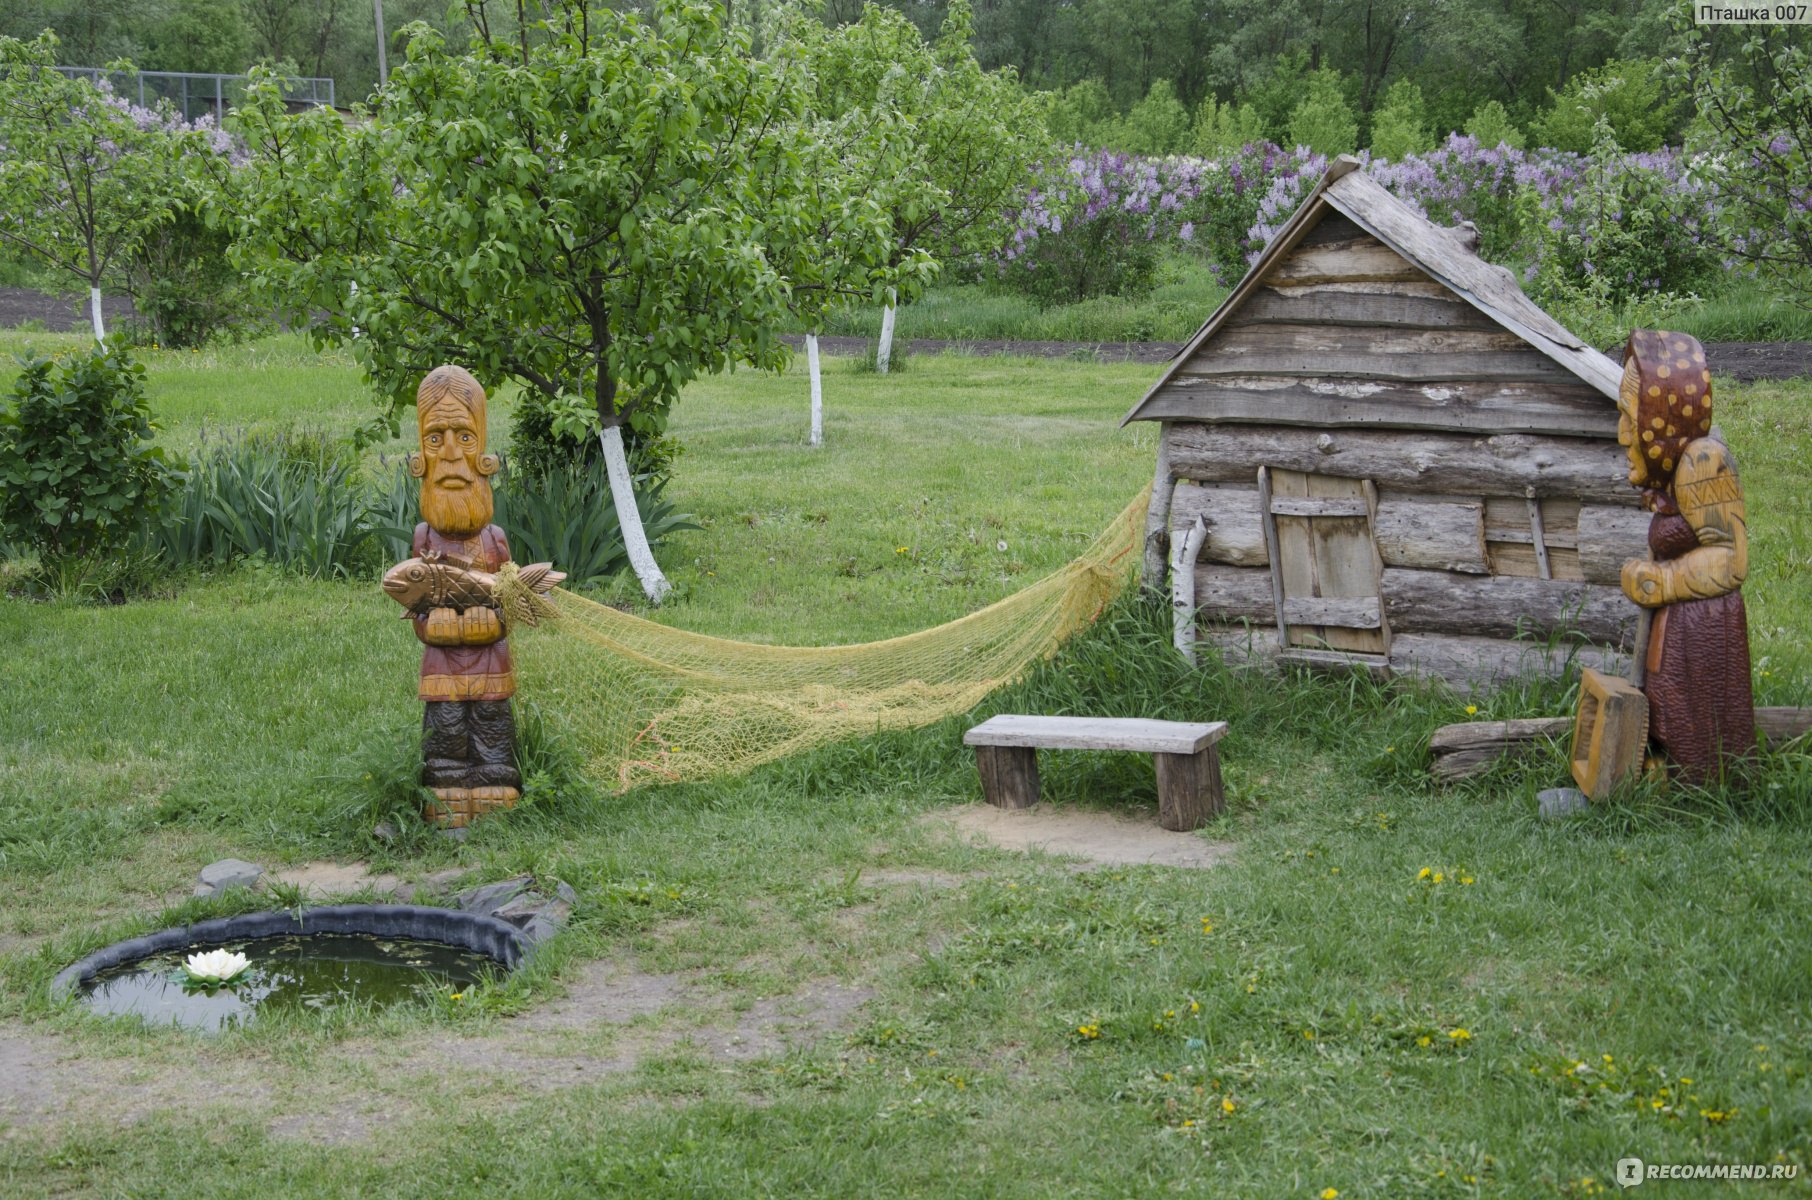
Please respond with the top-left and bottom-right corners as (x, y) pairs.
(50, 904), (528, 999)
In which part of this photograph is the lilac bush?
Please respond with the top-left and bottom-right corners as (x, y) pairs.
(999, 148), (1209, 305)
(997, 130), (1741, 331)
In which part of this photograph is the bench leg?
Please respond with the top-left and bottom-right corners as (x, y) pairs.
(975, 745), (1039, 809)
(1154, 746), (1224, 831)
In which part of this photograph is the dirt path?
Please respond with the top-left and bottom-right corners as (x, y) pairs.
(3, 287), (1806, 379)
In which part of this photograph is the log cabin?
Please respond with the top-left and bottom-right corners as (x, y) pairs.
(1127, 156), (1646, 691)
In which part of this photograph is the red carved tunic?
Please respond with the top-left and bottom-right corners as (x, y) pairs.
(412, 522), (515, 702)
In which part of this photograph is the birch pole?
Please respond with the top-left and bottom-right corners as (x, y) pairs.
(806, 332), (824, 446)
(88, 287), (105, 342)
(875, 287), (896, 375)
(1169, 515), (1209, 664)
(598, 425), (672, 604)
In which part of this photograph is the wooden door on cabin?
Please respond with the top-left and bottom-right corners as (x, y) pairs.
(1259, 467), (1390, 656)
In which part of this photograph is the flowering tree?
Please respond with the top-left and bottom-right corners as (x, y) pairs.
(1683, 24), (1812, 304)
(0, 33), (206, 342)
(226, 0), (912, 602)
(1002, 149), (1204, 305)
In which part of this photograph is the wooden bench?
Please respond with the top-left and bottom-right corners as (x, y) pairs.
(962, 715), (1229, 832)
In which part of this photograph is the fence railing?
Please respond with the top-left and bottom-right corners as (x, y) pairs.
(52, 67), (335, 121)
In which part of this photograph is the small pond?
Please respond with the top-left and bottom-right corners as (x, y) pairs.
(55, 904), (525, 1032)
(76, 934), (497, 1032)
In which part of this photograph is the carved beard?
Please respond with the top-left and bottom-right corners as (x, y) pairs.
(421, 477), (494, 539)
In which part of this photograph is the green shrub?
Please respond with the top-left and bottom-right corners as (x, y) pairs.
(508, 395), (681, 488)
(1191, 97), (1268, 159)
(0, 343), (175, 562)
(1286, 70), (1358, 157)
(1517, 122), (1724, 327)
(1369, 80), (1433, 161)
(1463, 100), (1525, 150)
(122, 208), (263, 349)
(1117, 80), (1191, 156)
(1529, 58), (1677, 153)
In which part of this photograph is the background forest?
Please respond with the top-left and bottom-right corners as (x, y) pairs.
(0, 0), (1754, 152)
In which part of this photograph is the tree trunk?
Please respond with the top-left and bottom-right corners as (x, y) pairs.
(876, 288), (896, 375)
(597, 424), (672, 605)
(89, 286), (106, 342)
(807, 332), (823, 446)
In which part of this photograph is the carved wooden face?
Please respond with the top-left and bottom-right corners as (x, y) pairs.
(419, 403), (494, 537)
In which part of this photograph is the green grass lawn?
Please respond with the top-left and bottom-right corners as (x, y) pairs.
(1, 338), (1809, 1197)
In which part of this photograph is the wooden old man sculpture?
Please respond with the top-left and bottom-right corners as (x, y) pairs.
(383, 365), (563, 828)
(1617, 330), (1754, 783)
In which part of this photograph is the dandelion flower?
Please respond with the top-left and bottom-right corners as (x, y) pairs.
(1418, 867), (1432, 880)
(1322, 1189), (1340, 1199)
(1465, 705), (1478, 716)
(1449, 1028), (1472, 1042)
(1221, 1097), (1236, 1113)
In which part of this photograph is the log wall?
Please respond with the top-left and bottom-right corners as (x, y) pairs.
(1147, 210), (1649, 689)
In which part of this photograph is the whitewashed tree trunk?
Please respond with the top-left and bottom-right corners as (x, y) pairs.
(598, 424), (672, 605)
(806, 332), (823, 446)
(88, 287), (106, 343)
(1169, 516), (1209, 665)
(875, 288), (896, 375)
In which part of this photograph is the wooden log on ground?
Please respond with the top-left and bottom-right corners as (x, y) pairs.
(1757, 707), (1812, 746)
(1430, 707), (1812, 782)
(1164, 424), (1637, 505)
(1429, 717), (1571, 781)
(1380, 568), (1635, 645)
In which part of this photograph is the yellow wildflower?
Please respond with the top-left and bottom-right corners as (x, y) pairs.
(1448, 1028), (1472, 1042)
(1433, 872), (1445, 884)
(1417, 1035), (1432, 1047)
(1076, 1024), (1100, 1040)
(1321, 1189), (1340, 1199)
(1222, 1097), (1237, 1113)
(1465, 704), (1478, 716)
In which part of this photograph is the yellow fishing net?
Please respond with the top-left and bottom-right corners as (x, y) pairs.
(518, 488), (1150, 789)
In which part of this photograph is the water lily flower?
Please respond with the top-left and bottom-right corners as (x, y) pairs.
(184, 948), (250, 982)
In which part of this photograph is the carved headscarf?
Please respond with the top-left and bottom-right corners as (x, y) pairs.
(1619, 330), (1712, 490)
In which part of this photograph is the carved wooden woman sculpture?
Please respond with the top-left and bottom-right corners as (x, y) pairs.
(1617, 330), (1754, 783)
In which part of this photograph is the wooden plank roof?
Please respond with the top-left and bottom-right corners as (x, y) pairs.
(1122, 156), (1623, 426)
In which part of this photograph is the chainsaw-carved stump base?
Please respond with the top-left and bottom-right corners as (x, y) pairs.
(1153, 746), (1226, 831)
(975, 745), (1040, 810)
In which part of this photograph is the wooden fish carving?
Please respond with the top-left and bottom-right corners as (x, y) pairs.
(382, 552), (565, 615)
